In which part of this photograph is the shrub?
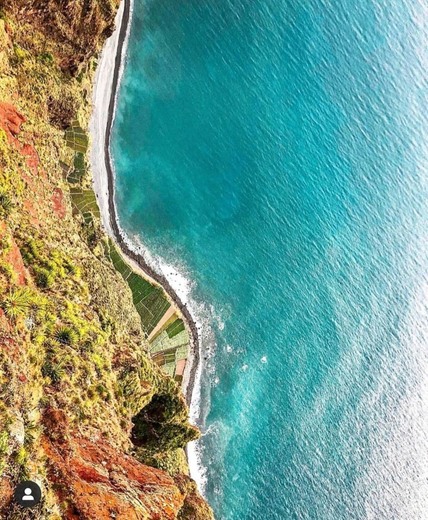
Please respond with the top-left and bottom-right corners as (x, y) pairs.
(42, 359), (66, 384)
(14, 446), (28, 466)
(0, 262), (16, 283)
(0, 431), (8, 455)
(34, 266), (55, 288)
(34, 308), (56, 335)
(0, 431), (8, 474)
(1, 287), (37, 320)
(20, 238), (43, 266)
(54, 326), (78, 346)
(90, 352), (106, 375)
(47, 258), (65, 279)
(118, 371), (153, 415)
(37, 52), (54, 65)
(48, 95), (77, 131)
(13, 45), (28, 63)
(0, 191), (14, 218)
(95, 383), (110, 401)
(64, 258), (80, 277)
(23, 421), (40, 446)
(20, 238), (77, 289)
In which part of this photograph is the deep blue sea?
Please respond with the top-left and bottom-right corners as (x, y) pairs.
(111, 0), (428, 518)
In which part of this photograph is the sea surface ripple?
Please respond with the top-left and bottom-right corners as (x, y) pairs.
(111, 0), (428, 518)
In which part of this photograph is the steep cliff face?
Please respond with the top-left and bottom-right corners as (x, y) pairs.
(0, 1), (213, 518)
(4, 0), (118, 75)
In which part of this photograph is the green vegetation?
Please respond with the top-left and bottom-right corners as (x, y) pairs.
(65, 120), (89, 153)
(0, 191), (14, 218)
(20, 236), (77, 290)
(138, 447), (188, 476)
(13, 44), (28, 63)
(42, 355), (67, 384)
(166, 318), (186, 338)
(105, 239), (171, 335)
(0, 431), (9, 473)
(1, 287), (42, 320)
(69, 187), (100, 219)
(34, 266), (55, 288)
(37, 51), (54, 65)
(67, 152), (87, 184)
(54, 325), (78, 346)
(132, 393), (199, 452)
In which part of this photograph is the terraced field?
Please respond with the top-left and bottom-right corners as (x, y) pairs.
(104, 238), (171, 335)
(63, 124), (190, 382)
(65, 120), (89, 153)
(69, 187), (101, 219)
(165, 318), (186, 338)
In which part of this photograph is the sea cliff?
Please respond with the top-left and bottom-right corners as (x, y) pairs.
(0, 0), (212, 518)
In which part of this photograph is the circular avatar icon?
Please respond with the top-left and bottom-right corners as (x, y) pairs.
(14, 480), (42, 508)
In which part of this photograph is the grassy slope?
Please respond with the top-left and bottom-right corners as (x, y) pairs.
(0, 1), (212, 518)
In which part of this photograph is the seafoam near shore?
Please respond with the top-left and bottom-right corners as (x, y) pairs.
(89, 0), (207, 493)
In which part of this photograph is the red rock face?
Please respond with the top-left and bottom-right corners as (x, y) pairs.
(21, 141), (41, 175)
(0, 102), (26, 140)
(51, 187), (67, 219)
(0, 102), (51, 226)
(0, 477), (13, 510)
(40, 409), (185, 519)
(0, 102), (42, 177)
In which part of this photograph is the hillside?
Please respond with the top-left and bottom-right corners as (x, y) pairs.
(0, 1), (212, 518)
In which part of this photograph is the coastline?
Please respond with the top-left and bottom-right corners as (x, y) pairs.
(90, 0), (201, 406)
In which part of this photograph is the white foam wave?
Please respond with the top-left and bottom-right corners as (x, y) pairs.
(90, 0), (218, 496)
(115, 229), (219, 496)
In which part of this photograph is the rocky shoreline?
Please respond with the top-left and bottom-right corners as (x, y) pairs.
(99, 0), (201, 405)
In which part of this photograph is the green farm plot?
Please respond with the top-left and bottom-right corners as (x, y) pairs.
(105, 239), (171, 336)
(175, 345), (188, 362)
(165, 318), (185, 338)
(69, 188), (100, 218)
(129, 274), (156, 302)
(65, 121), (89, 153)
(107, 241), (133, 280)
(149, 329), (189, 356)
(135, 297), (170, 334)
(67, 152), (87, 184)
(63, 123), (88, 187)
(164, 351), (176, 364)
(161, 362), (175, 378)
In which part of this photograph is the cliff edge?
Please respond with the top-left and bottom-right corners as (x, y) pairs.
(0, 1), (213, 518)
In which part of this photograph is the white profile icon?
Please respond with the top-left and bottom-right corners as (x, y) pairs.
(22, 488), (34, 501)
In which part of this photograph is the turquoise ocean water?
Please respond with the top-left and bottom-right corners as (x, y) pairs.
(111, 1), (428, 518)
